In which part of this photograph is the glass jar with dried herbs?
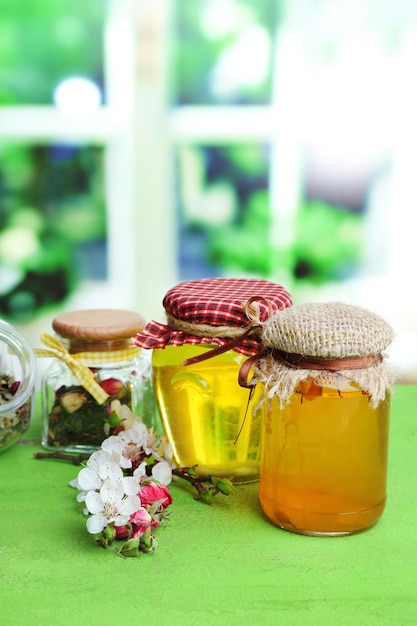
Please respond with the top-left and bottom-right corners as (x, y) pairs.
(0, 319), (36, 453)
(36, 309), (159, 453)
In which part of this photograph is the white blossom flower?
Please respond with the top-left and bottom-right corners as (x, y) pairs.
(69, 476), (81, 490)
(69, 476), (90, 503)
(87, 448), (117, 470)
(127, 457), (172, 487)
(151, 460), (172, 486)
(77, 467), (102, 492)
(133, 462), (147, 481)
(142, 428), (171, 461)
(72, 454), (125, 504)
(71, 415), (178, 554)
(93, 440), (131, 470)
(77, 459), (122, 492)
(101, 422), (149, 468)
(85, 479), (140, 534)
(162, 441), (174, 466)
(122, 461), (147, 495)
(98, 460), (123, 482)
(109, 399), (137, 429)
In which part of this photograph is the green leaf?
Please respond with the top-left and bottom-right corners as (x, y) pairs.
(119, 539), (140, 558)
(139, 527), (157, 554)
(93, 523), (116, 548)
(211, 476), (234, 495)
(188, 465), (200, 478)
(196, 489), (213, 505)
(106, 410), (124, 428)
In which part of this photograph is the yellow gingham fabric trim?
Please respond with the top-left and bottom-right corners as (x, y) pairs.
(73, 346), (141, 366)
(34, 333), (136, 404)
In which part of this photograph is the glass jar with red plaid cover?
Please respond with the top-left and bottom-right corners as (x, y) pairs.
(36, 309), (159, 453)
(133, 278), (292, 483)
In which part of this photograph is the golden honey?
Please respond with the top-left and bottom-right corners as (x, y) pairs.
(152, 344), (263, 482)
(259, 377), (390, 535)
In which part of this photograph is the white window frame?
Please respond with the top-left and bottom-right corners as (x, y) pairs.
(0, 0), (300, 323)
(3, 0), (413, 372)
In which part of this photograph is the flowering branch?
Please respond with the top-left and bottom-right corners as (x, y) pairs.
(69, 421), (173, 558)
(34, 451), (90, 465)
(172, 466), (234, 504)
(34, 451), (234, 504)
(45, 401), (235, 557)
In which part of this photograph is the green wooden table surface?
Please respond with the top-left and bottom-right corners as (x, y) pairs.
(1, 385), (416, 626)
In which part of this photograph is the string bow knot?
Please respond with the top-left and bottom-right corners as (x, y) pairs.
(183, 296), (272, 366)
(34, 333), (109, 404)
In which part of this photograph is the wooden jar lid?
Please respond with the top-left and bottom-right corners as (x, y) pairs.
(52, 309), (146, 342)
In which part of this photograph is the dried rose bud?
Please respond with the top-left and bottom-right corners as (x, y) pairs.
(60, 390), (88, 413)
(10, 381), (20, 395)
(100, 378), (126, 398)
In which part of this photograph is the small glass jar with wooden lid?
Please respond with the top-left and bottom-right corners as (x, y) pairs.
(247, 302), (395, 536)
(36, 309), (159, 453)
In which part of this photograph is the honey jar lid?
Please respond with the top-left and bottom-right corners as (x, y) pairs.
(52, 309), (146, 342)
(134, 277), (292, 356)
(253, 302), (396, 408)
(262, 302), (394, 358)
(162, 277), (292, 327)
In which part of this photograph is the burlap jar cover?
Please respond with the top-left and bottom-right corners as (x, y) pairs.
(246, 302), (396, 408)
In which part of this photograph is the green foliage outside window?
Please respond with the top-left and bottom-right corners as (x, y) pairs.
(173, 0), (282, 105)
(0, 0), (107, 322)
(0, 0), (105, 105)
(0, 0), (368, 321)
(0, 144), (106, 322)
(177, 144), (363, 283)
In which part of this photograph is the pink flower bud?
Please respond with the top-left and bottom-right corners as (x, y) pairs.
(139, 483), (172, 508)
(100, 378), (126, 398)
(130, 507), (152, 531)
(114, 525), (130, 540)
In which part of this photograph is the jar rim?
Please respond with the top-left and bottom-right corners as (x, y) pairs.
(0, 320), (36, 413)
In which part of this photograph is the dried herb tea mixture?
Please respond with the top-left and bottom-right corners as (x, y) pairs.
(46, 377), (133, 449)
(0, 373), (31, 450)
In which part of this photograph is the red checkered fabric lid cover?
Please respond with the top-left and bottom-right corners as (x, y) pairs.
(133, 277), (292, 356)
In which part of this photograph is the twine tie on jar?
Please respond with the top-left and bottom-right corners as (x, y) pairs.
(271, 350), (383, 371)
(34, 333), (110, 404)
(238, 350), (384, 388)
(183, 296), (273, 366)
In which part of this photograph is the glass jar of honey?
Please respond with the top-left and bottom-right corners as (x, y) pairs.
(36, 309), (159, 453)
(133, 278), (292, 483)
(250, 302), (395, 535)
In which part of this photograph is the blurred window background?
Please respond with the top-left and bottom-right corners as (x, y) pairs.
(0, 0), (109, 319)
(1, 0), (417, 381)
